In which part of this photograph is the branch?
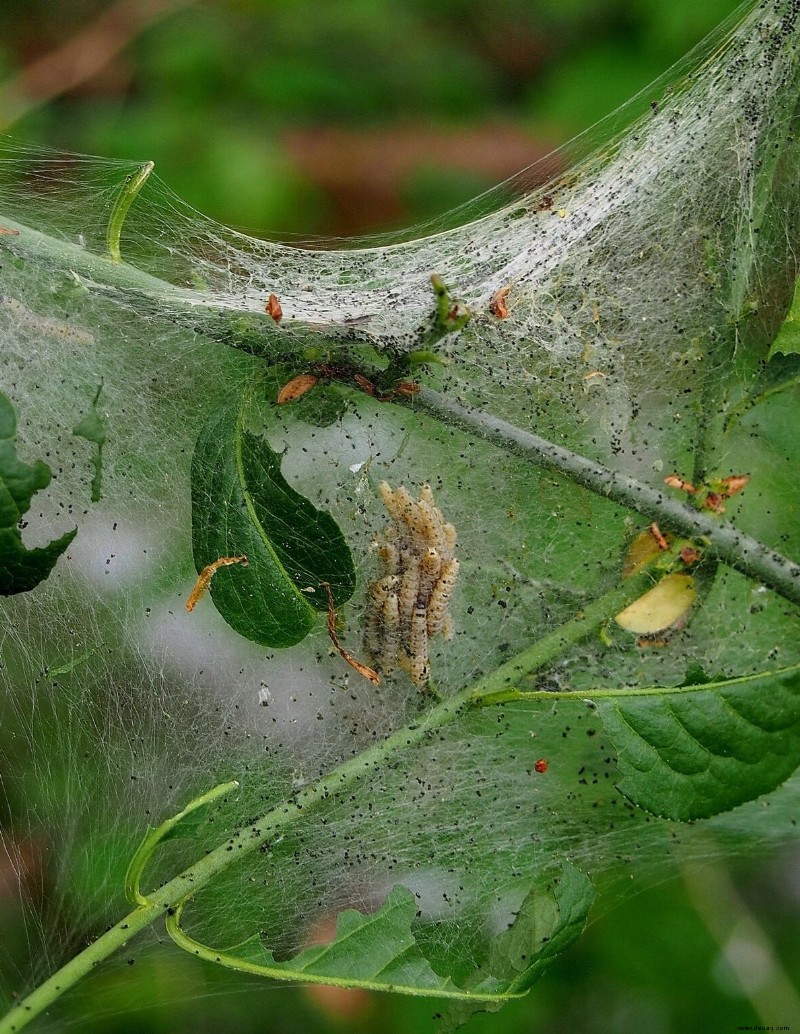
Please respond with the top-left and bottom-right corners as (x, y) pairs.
(3, 207), (798, 605)
(409, 385), (800, 606)
(0, 566), (660, 1033)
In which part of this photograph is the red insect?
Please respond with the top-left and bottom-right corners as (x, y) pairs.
(664, 474), (696, 494)
(265, 293), (283, 322)
(534, 758), (548, 773)
(489, 286), (511, 319)
(649, 522), (669, 551)
(320, 581), (380, 685)
(353, 373), (378, 396)
(392, 381), (420, 397)
(186, 555), (248, 611)
(680, 545), (702, 566)
(276, 373), (319, 404)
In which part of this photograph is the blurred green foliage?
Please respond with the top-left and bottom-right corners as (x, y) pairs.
(1, 0), (744, 234)
(1, 1), (798, 1032)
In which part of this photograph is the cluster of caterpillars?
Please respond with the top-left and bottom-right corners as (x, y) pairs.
(363, 482), (459, 687)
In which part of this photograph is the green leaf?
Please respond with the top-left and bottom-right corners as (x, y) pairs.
(170, 886), (456, 995)
(724, 352), (800, 430)
(0, 390), (76, 595)
(769, 276), (800, 357)
(125, 780), (239, 905)
(166, 868), (591, 1009)
(443, 864), (594, 1030)
(595, 664), (800, 820)
(472, 863), (594, 996)
(431, 273), (471, 338)
(44, 649), (95, 678)
(190, 392), (356, 647)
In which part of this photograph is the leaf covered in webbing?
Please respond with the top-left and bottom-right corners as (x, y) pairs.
(166, 865), (593, 1024)
(0, 390), (76, 595)
(190, 392), (356, 647)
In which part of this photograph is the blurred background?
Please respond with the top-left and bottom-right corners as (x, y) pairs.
(1, 0), (799, 1031)
(0, 0), (743, 237)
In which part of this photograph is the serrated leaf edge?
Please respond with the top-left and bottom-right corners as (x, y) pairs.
(164, 886), (525, 1002)
(594, 662), (800, 819)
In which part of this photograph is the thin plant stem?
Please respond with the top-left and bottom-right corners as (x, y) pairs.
(106, 161), (155, 263)
(5, 209), (800, 605)
(408, 385), (800, 606)
(0, 564), (661, 1034)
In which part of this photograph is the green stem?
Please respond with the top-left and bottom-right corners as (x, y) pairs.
(1, 213), (201, 303)
(5, 207), (800, 607)
(0, 567), (656, 1034)
(0, 211), (287, 359)
(106, 162), (154, 263)
(0, 899), (166, 1034)
(408, 385), (800, 606)
(468, 563), (669, 704)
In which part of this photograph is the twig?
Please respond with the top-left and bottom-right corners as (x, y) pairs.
(407, 385), (800, 606)
(0, 569), (663, 1033)
(321, 581), (381, 684)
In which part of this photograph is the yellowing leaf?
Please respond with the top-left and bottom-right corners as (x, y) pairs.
(614, 573), (696, 636)
(622, 528), (666, 578)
